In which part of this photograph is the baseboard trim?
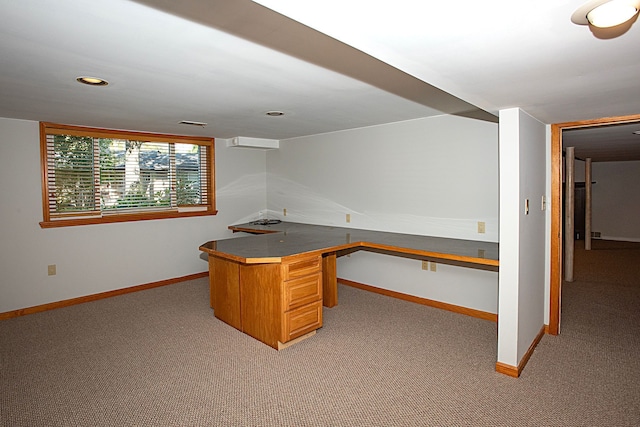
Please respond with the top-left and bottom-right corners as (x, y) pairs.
(495, 325), (546, 378)
(495, 362), (519, 377)
(600, 236), (640, 243)
(0, 271), (209, 321)
(337, 278), (497, 322)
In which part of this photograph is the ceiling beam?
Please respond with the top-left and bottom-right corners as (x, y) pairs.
(133, 0), (497, 123)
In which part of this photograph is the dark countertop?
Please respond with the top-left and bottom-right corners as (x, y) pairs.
(199, 221), (498, 270)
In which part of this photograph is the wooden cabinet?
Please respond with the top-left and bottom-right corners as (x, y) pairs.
(208, 254), (323, 349)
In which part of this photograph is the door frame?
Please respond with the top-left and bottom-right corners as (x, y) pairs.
(549, 113), (640, 335)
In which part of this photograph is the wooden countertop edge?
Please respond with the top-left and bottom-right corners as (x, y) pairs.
(228, 225), (279, 234)
(360, 242), (499, 267)
(200, 239), (498, 268)
(198, 245), (281, 264)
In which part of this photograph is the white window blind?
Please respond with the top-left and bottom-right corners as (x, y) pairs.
(100, 139), (173, 213)
(41, 123), (214, 226)
(45, 133), (101, 218)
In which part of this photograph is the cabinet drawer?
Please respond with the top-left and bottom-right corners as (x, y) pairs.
(283, 273), (322, 311)
(282, 256), (321, 280)
(282, 300), (323, 343)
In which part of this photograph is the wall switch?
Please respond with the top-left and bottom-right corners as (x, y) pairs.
(48, 264), (56, 276)
(283, 208), (287, 216)
(422, 261), (429, 270)
(525, 199), (530, 215)
(541, 195), (546, 211)
(430, 262), (437, 272)
(346, 213), (351, 223)
(477, 221), (486, 234)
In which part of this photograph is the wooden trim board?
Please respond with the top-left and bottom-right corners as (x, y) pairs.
(0, 271), (209, 320)
(495, 325), (546, 378)
(338, 278), (497, 322)
(549, 113), (640, 335)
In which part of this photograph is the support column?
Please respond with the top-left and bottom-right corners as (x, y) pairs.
(585, 158), (592, 251)
(564, 147), (575, 282)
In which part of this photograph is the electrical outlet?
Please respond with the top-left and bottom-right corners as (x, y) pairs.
(430, 262), (437, 272)
(477, 249), (486, 258)
(422, 261), (429, 270)
(477, 221), (486, 234)
(48, 264), (56, 276)
(346, 213), (351, 223)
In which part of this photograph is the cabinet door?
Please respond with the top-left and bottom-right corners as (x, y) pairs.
(210, 256), (242, 330)
(240, 263), (282, 349)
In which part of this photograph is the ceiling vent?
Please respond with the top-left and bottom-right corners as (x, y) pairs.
(227, 136), (279, 149)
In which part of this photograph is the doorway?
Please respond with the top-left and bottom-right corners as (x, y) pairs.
(549, 113), (640, 335)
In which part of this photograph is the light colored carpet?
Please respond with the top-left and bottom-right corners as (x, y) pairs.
(1, 240), (639, 426)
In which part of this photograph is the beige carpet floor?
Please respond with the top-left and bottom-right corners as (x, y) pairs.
(1, 240), (639, 426)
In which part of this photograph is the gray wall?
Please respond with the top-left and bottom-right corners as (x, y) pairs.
(571, 159), (640, 242)
(0, 117), (267, 313)
(266, 115), (500, 313)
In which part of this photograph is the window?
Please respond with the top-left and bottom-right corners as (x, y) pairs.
(39, 122), (216, 227)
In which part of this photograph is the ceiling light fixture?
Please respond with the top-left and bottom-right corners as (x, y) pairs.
(76, 76), (109, 86)
(572, 0), (640, 28)
(265, 111), (285, 117)
(633, 130), (640, 135)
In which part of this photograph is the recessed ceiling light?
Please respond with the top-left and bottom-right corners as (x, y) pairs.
(179, 120), (207, 127)
(76, 76), (109, 86)
(633, 130), (640, 135)
(265, 111), (285, 117)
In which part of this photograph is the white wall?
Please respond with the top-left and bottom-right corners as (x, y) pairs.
(0, 117), (267, 313)
(497, 108), (546, 368)
(266, 115), (500, 313)
(564, 158), (640, 241)
(592, 161), (640, 242)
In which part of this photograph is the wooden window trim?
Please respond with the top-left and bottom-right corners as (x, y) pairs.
(39, 122), (217, 228)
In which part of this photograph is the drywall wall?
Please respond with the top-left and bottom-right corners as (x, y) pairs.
(266, 115), (499, 313)
(563, 159), (640, 241)
(497, 108), (546, 368)
(0, 117), (267, 313)
(591, 161), (640, 241)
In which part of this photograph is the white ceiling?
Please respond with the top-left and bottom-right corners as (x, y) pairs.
(1, 0), (640, 154)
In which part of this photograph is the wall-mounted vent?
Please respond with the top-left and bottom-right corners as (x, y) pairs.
(179, 120), (207, 127)
(592, 231), (601, 238)
(227, 136), (279, 149)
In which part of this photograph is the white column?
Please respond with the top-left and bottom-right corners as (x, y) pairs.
(585, 158), (592, 251)
(497, 108), (546, 375)
(564, 147), (575, 282)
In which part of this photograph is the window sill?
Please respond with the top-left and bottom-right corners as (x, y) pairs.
(39, 208), (218, 228)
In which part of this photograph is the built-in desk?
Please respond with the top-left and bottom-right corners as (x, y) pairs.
(199, 222), (499, 349)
